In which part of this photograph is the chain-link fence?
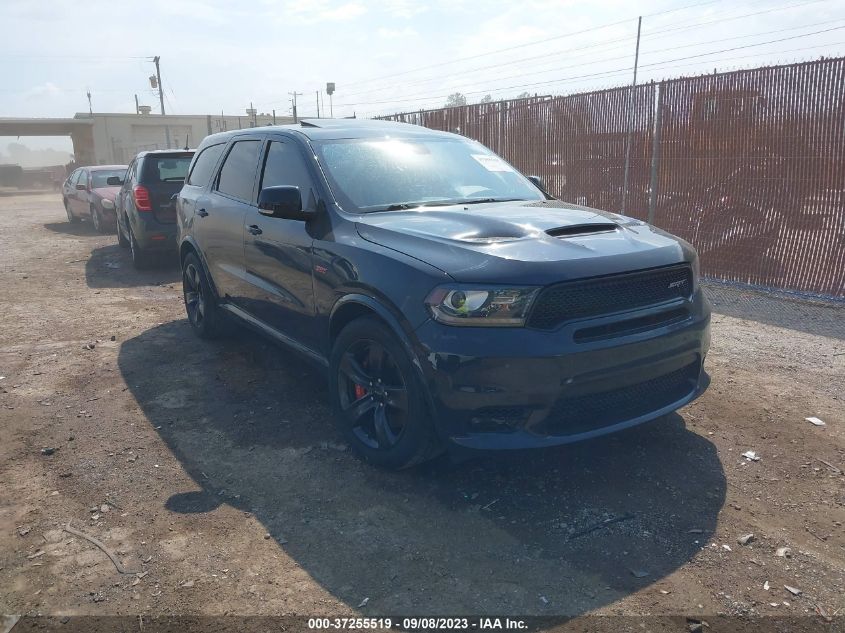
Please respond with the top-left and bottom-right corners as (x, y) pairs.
(381, 57), (845, 300)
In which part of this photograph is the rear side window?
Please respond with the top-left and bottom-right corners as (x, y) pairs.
(186, 144), (225, 187)
(216, 140), (261, 202)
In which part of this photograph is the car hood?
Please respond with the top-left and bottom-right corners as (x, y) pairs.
(354, 200), (693, 284)
(91, 186), (120, 201)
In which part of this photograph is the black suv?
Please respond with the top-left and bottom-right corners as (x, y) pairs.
(116, 150), (194, 268)
(177, 120), (710, 469)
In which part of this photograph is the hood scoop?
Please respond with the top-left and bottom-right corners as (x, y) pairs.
(546, 223), (618, 238)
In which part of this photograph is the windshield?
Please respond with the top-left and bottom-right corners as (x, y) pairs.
(313, 137), (543, 213)
(91, 169), (126, 188)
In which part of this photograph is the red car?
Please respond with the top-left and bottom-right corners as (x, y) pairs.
(62, 165), (128, 233)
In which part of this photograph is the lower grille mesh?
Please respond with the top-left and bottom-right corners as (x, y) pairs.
(536, 362), (699, 436)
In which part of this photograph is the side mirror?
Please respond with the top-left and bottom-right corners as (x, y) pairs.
(258, 186), (310, 220)
(527, 175), (546, 192)
(75, 183), (87, 191)
(527, 175), (554, 200)
(106, 176), (123, 186)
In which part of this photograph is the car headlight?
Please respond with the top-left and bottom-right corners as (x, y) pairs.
(425, 285), (539, 327)
(101, 199), (115, 209)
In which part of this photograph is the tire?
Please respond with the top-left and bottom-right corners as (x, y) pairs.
(182, 252), (225, 339)
(329, 316), (440, 469)
(64, 199), (79, 224)
(116, 215), (129, 248)
(90, 205), (107, 233)
(128, 225), (149, 270)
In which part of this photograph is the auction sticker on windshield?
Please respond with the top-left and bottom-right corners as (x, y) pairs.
(471, 154), (514, 171)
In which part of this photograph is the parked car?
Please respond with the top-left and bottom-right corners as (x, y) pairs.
(115, 150), (194, 268)
(177, 119), (711, 469)
(62, 165), (128, 232)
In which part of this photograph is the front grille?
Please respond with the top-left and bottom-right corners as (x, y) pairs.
(536, 361), (699, 436)
(527, 265), (693, 330)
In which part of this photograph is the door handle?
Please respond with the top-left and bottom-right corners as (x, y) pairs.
(197, 208), (209, 217)
(247, 224), (263, 235)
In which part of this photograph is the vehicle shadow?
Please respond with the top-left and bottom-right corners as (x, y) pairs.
(85, 244), (179, 289)
(43, 220), (98, 237)
(118, 321), (726, 616)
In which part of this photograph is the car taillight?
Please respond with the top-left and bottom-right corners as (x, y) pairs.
(133, 185), (152, 211)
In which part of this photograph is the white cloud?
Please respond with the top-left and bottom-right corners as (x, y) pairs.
(377, 26), (418, 39)
(24, 82), (63, 100)
(280, 0), (367, 23)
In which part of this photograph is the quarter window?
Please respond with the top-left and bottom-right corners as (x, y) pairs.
(187, 144), (225, 187)
(216, 140), (261, 202)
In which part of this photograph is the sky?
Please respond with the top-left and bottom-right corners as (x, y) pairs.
(2, 0), (844, 158)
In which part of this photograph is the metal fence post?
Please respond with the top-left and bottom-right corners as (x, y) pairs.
(647, 82), (664, 225)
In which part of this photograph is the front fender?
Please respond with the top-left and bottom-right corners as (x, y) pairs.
(329, 293), (438, 430)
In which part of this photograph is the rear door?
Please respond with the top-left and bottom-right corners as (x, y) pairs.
(242, 136), (318, 348)
(140, 153), (193, 224)
(194, 135), (263, 304)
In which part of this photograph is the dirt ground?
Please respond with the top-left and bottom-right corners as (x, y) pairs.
(1, 194), (843, 627)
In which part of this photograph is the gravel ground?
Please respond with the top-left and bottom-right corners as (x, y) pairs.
(1, 194), (843, 629)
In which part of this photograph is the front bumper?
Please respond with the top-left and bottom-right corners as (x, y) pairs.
(413, 289), (711, 450)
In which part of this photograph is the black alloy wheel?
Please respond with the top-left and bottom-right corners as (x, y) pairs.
(181, 252), (224, 339)
(330, 316), (440, 469)
(338, 338), (410, 451)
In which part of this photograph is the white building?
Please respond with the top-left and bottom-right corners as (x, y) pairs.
(0, 111), (297, 168)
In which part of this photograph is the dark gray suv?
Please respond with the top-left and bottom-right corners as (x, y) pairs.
(177, 119), (711, 469)
(116, 150), (194, 268)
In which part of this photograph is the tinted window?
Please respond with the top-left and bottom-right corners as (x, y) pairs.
(216, 140), (261, 202)
(187, 144), (225, 187)
(91, 169), (126, 188)
(260, 141), (313, 201)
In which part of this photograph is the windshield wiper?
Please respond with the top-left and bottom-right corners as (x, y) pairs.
(366, 197), (529, 213)
(462, 197), (527, 205)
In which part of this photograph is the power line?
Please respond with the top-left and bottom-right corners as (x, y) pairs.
(340, 1), (726, 90)
(332, 0), (826, 94)
(341, 17), (845, 101)
(338, 37), (845, 111)
(335, 25), (845, 108)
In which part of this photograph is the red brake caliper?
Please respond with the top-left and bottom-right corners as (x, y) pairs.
(354, 384), (368, 400)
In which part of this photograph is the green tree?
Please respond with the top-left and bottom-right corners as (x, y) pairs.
(445, 92), (467, 107)
(479, 94), (493, 103)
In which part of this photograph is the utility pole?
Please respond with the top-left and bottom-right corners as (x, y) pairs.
(289, 91), (302, 123)
(316, 91), (320, 118)
(134, 94), (140, 114)
(86, 90), (93, 115)
(272, 109), (276, 125)
(153, 56), (171, 149)
(621, 16), (642, 216)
